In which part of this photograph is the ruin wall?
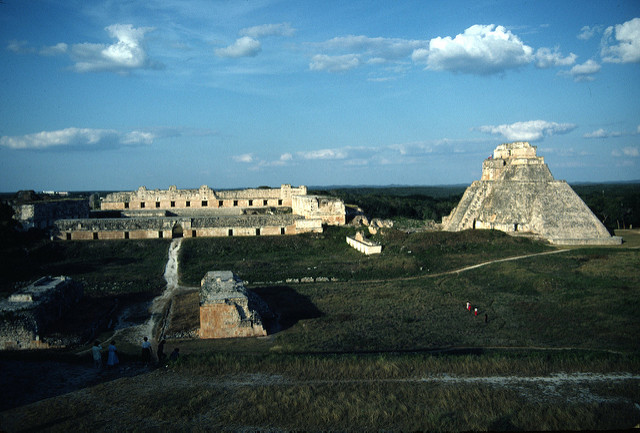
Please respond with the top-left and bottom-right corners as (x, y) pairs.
(13, 199), (89, 230)
(199, 271), (269, 339)
(292, 195), (346, 225)
(54, 214), (319, 240)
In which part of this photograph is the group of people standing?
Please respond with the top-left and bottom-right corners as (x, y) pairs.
(92, 340), (120, 369)
(91, 336), (179, 369)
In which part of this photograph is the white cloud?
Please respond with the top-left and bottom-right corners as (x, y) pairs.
(40, 43), (68, 56)
(298, 148), (349, 160)
(577, 25), (602, 41)
(564, 59), (601, 81)
(583, 128), (608, 138)
(233, 153), (255, 163)
(601, 17), (640, 63)
(71, 24), (155, 73)
(215, 36), (261, 58)
(477, 120), (577, 141)
(309, 35), (425, 72)
(612, 147), (640, 157)
(0, 127), (154, 150)
(6, 40), (33, 54)
(309, 54), (360, 72)
(240, 23), (296, 38)
(123, 131), (155, 144)
(534, 47), (577, 68)
(420, 24), (533, 75)
(318, 35), (425, 61)
(280, 153), (293, 161)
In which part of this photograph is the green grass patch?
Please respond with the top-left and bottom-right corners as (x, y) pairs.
(178, 227), (551, 286)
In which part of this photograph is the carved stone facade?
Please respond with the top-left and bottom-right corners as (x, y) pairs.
(442, 142), (622, 245)
(101, 184), (307, 211)
(0, 276), (83, 350)
(199, 271), (270, 339)
(54, 184), (345, 240)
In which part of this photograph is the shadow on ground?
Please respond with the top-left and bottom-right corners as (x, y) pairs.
(252, 285), (323, 334)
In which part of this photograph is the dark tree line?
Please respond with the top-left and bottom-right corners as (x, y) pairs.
(573, 183), (640, 231)
(314, 186), (465, 222)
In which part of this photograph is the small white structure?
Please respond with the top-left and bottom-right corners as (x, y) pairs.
(346, 232), (382, 255)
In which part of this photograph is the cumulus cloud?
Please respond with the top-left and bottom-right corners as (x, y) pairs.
(419, 24), (533, 75)
(309, 54), (361, 72)
(311, 25), (578, 76)
(601, 17), (640, 63)
(233, 153), (255, 163)
(240, 23), (296, 38)
(577, 25), (602, 41)
(583, 128), (608, 138)
(534, 47), (577, 68)
(215, 36), (262, 58)
(562, 59), (601, 81)
(477, 120), (577, 141)
(40, 42), (68, 56)
(71, 24), (155, 73)
(0, 127), (154, 150)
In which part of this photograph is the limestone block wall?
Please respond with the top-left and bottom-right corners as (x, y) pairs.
(199, 300), (267, 339)
(291, 195), (346, 225)
(199, 271), (269, 339)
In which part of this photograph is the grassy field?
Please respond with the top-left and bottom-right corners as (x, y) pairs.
(0, 239), (170, 298)
(1, 228), (639, 431)
(178, 226), (551, 286)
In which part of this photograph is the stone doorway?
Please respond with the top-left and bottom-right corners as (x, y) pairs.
(172, 224), (184, 238)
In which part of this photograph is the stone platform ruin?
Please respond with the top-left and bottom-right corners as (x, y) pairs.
(442, 142), (622, 245)
(0, 276), (83, 350)
(199, 271), (271, 339)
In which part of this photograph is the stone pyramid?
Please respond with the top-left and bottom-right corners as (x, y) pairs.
(442, 142), (621, 245)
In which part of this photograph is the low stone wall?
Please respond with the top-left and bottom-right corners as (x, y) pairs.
(346, 233), (382, 255)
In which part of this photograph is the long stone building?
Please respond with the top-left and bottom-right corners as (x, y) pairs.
(442, 142), (621, 245)
(54, 184), (346, 240)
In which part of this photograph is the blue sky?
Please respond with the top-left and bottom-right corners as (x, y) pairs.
(1, 0), (639, 191)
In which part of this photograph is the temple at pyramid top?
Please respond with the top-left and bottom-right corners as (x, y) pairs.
(442, 142), (622, 245)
